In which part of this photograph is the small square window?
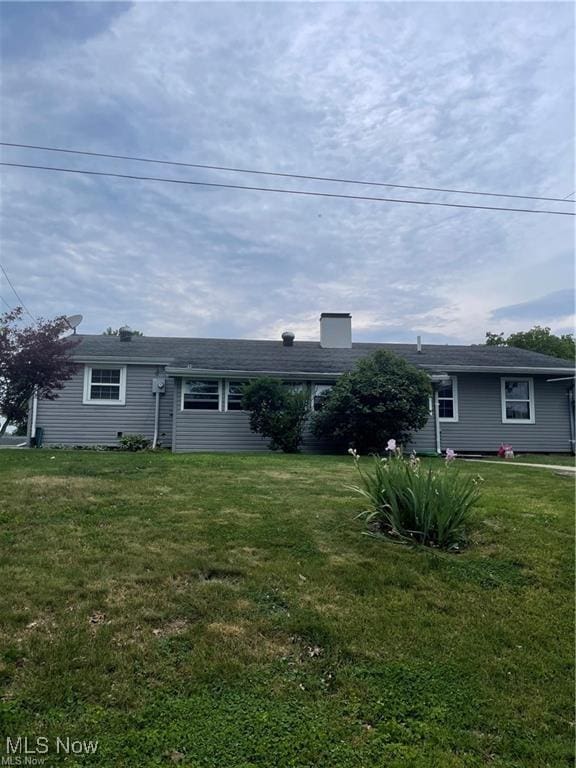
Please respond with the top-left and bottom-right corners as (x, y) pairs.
(83, 366), (126, 405)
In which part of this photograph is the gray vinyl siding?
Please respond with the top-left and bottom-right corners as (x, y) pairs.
(437, 373), (572, 453)
(174, 411), (270, 452)
(408, 414), (437, 454)
(172, 375), (267, 452)
(35, 365), (174, 448)
(172, 379), (333, 453)
(173, 374), (572, 454)
(35, 368), (572, 454)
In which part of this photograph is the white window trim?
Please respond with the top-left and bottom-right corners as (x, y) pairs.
(501, 376), (535, 424)
(180, 378), (222, 412)
(83, 365), (126, 405)
(224, 379), (248, 412)
(438, 376), (459, 423)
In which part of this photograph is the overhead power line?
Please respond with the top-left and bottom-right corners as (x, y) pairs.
(0, 294), (13, 311)
(0, 263), (35, 322)
(1, 161), (574, 217)
(1, 141), (573, 205)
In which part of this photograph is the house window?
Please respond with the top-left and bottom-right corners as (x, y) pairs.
(83, 366), (126, 405)
(182, 379), (220, 410)
(437, 377), (458, 421)
(501, 378), (535, 423)
(312, 382), (336, 410)
(284, 381), (307, 394)
(226, 380), (247, 411)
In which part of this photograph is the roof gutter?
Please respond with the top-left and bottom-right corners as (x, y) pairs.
(73, 356), (172, 365)
(74, 360), (575, 377)
(164, 367), (342, 380)
(423, 365), (575, 374)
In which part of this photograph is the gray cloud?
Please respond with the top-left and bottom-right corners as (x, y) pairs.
(0, 2), (573, 343)
(491, 290), (575, 322)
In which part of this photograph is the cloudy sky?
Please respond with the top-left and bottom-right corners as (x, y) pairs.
(0, 1), (574, 344)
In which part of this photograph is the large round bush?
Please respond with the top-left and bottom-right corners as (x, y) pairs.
(312, 350), (431, 452)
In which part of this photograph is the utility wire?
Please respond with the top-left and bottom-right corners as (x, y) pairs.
(1, 141), (574, 205)
(0, 294), (13, 311)
(564, 191), (576, 199)
(0, 263), (35, 322)
(1, 161), (574, 217)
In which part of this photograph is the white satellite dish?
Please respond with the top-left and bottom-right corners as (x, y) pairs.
(65, 314), (83, 334)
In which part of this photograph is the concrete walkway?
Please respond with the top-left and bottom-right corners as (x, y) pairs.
(0, 436), (27, 448)
(463, 458), (576, 473)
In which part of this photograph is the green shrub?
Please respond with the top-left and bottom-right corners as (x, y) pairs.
(241, 378), (309, 453)
(349, 450), (482, 550)
(312, 350), (431, 453)
(118, 433), (151, 452)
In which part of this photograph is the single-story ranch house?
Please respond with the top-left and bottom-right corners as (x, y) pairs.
(30, 314), (575, 454)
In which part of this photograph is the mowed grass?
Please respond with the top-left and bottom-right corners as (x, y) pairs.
(0, 451), (573, 768)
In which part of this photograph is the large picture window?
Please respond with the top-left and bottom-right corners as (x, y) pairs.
(501, 378), (535, 423)
(182, 380), (221, 410)
(437, 377), (458, 422)
(83, 366), (126, 405)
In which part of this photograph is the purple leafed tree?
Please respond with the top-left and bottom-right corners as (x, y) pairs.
(0, 308), (80, 437)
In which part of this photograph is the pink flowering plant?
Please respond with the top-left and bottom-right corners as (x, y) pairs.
(349, 444), (482, 550)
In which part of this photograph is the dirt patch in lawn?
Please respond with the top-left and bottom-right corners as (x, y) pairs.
(152, 619), (189, 638)
(207, 622), (292, 660)
(208, 621), (246, 637)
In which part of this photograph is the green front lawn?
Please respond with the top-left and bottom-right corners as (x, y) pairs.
(0, 451), (573, 767)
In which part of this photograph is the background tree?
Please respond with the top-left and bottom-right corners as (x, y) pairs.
(0, 308), (79, 437)
(102, 327), (144, 336)
(485, 325), (574, 360)
(241, 378), (310, 453)
(312, 350), (431, 453)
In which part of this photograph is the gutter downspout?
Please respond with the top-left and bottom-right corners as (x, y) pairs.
(433, 388), (441, 455)
(151, 372), (167, 449)
(171, 378), (178, 452)
(152, 390), (160, 450)
(568, 387), (575, 456)
(30, 389), (38, 445)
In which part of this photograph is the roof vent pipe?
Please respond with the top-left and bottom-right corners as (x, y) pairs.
(282, 330), (295, 347)
(417, 335), (422, 353)
(119, 326), (133, 342)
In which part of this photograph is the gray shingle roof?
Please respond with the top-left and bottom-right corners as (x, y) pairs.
(70, 334), (575, 374)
